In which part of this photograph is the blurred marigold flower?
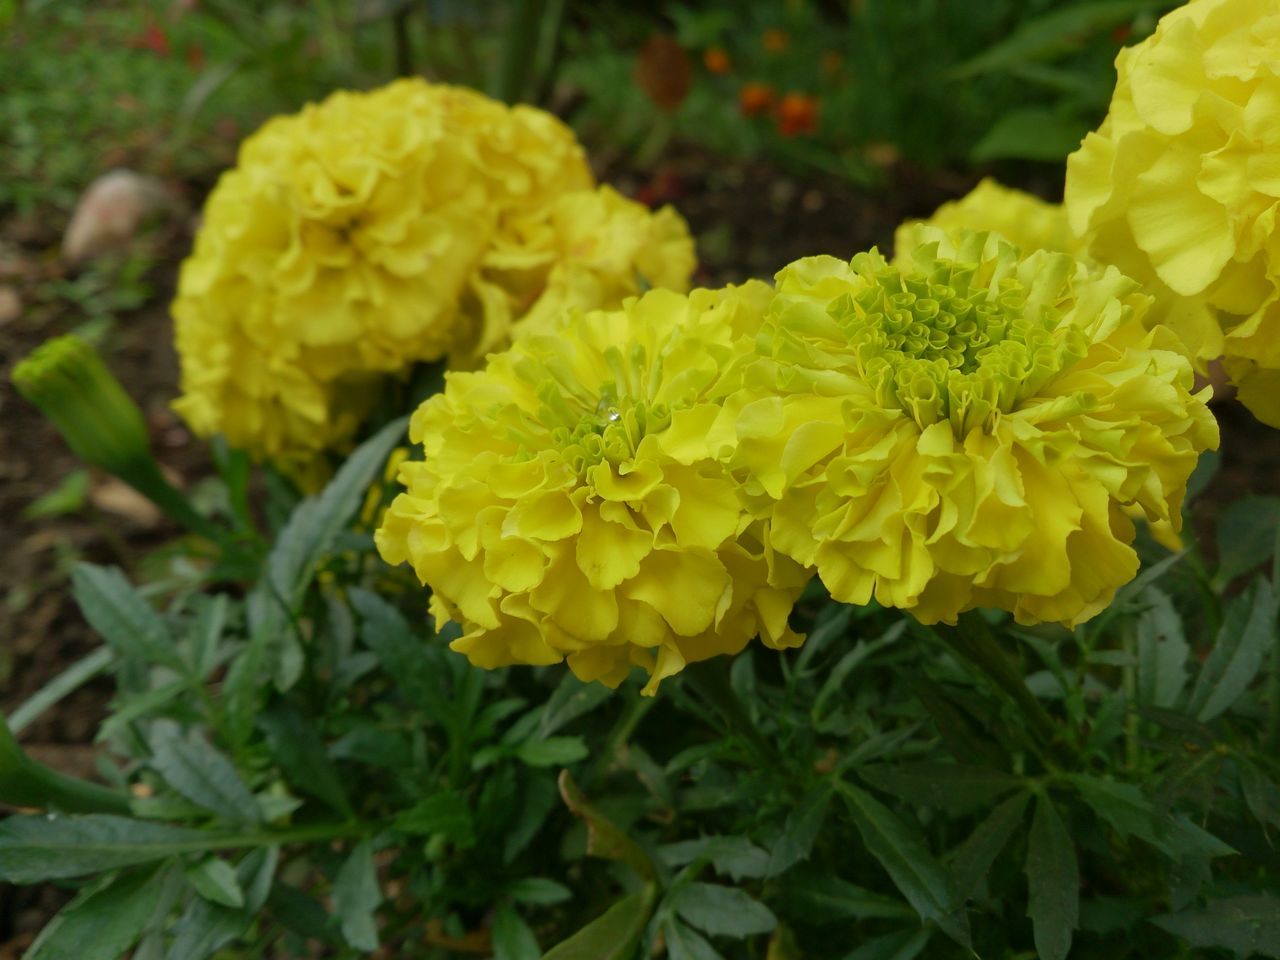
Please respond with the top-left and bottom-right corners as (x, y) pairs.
(172, 80), (695, 487)
(1065, 0), (1280, 426)
(724, 228), (1218, 627)
(703, 46), (732, 74)
(376, 285), (808, 695)
(775, 92), (819, 137)
(762, 28), (791, 52)
(739, 82), (776, 117)
(897, 179), (1079, 261)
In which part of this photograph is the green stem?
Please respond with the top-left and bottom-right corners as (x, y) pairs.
(682, 659), (787, 774)
(1, 714), (130, 815)
(127, 456), (226, 543)
(934, 613), (1071, 766)
(587, 688), (655, 788)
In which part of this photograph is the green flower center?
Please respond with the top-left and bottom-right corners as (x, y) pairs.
(836, 254), (1087, 433)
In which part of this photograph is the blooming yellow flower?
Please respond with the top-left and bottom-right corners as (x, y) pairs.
(896, 179), (1078, 260)
(725, 228), (1218, 627)
(375, 285), (808, 694)
(173, 80), (696, 485)
(1065, 0), (1280, 424)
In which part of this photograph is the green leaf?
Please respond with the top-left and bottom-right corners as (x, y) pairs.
(25, 863), (167, 960)
(663, 919), (726, 960)
(147, 720), (259, 826)
(1151, 896), (1280, 958)
(504, 775), (558, 864)
(538, 674), (613, 739)
(1216, 496), (1280, 584)
(257, 702), (352, 818)
(493, 903), (540, 960)
(517, 736), (588, 768)
(766, 786), (831, 878)
(164, 846), (277, 960)
(949, 791), (1029, 903)
(541, 887), (655, 960)
(184, 857), (244, 909)
(23, 468), (89, 519)
(557, 771), (656, 882)
(395, 791), (474, 844)
(0, 814), (212, 882)
(1025, 795), (1078, 960)
(1189, 578), (1278, 722)
(782, 871), (915, 924)
(1135, 587), (1190, 708)
(71, 564), (181, 671)
(672, 882), (776, 938)
(189, 594), (229, 682)
(332, 840), (381, 951)
(863, 763), (1023, 815)
(507, 877), (572, 906)
(841, 784), (968, 947)
(954, 0), (1168, 76)
(658, 836), (770, 881)
(350, 588), (450, 722)
(972, 108), (1089, 162)
(843, 927), (933, 960)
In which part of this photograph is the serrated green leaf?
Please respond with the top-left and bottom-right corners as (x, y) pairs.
(767, 786), (831, 878)
(1151, 896), (1280, 958)
(542, 887), (655, 960)
(517, 736), (588, 768)
(164, 846), (277, 960)
(147, 720), (259, 826)
(71, 564), (181, 670)
(1136, 587), (1189, 708)
(841, 784), (968, 947)
(949, 791), (1030, 902)
(189, 593), (229, 682)
(663, 919), (726, 960)
(1190, 578), (1278, 722)
(1216, 496), (1280, 585)
(672, 882), (776, 938)
(507, 877), (572, 905)
(504, 775), (557, 864)
(333, 840), (381, 951)
(350, 588), (450, 722)
(184, 857), (244, 909)
(1026, 795), (1078, 960)
(0, 814), (212, 882)
(395, 791), (474, 843)
(558, 771), (655, 882)
(659, 836), (770, 882)
(537, 674), (613, 739)
(257, 702), (351, 818)
(25, 863), (167, 960)
(492, 903), (540, 960)
(863, 763), (1023, 815)
(782, 871), (915, 924)
(843, 927), (933, 960)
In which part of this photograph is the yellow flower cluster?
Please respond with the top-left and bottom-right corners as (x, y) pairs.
(1065, 0), (1280, 425)
(173, 80), (696, 485)
(725, 229), (1218, 626)
(375, 286), (807, 695)
(896, 178), (1078, 260)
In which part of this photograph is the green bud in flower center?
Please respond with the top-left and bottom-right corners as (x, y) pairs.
(835, 252), (1087, 433)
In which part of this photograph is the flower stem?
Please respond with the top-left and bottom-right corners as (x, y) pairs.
(1, 713), (131, 815)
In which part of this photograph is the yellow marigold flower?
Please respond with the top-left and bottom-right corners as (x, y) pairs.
(726, 228), (1218, 627)
(488, 185), (697, 339)
(897, 178), (1078, 260)
(173, 79), (697, 485)
(375, 285), (808, 695)
(1064, 0), (1280, 423)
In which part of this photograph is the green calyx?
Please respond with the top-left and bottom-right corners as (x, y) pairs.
(837, 250), (1087, 434)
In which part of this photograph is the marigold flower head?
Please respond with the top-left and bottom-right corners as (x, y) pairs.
(775, 92), (819, 137)
(762, 28), (790, 53)
(739, 82), (776, 117)
(726, 228), (1218, 627)
(376, 286), (808, 694)
(1065, 0), (1280, 424)
(897, 179), (1078, 261)
(173, 79), (696, 486)
(703, 46), (731, 74)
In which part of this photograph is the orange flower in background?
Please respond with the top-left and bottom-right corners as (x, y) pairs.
(776, 92), (819, 137)
(821, 50), (843, 78)
(739, 82), (776, 117)
(703, 46), (731, 74)
(762, 28), (790, 52)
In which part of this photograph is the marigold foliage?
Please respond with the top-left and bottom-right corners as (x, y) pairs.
(1065, 0), (1280, 425)
(376, 286), (807, 695)
(725, 228), (1219, 627)
(173, 80), (696, 486)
